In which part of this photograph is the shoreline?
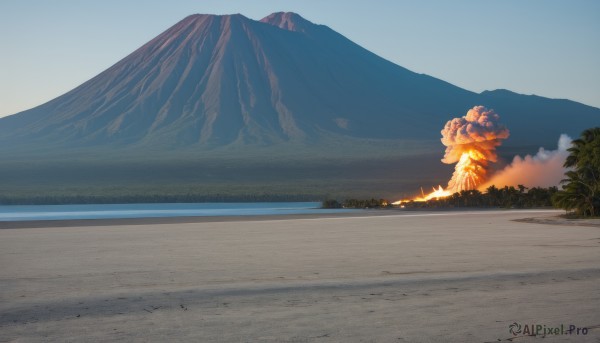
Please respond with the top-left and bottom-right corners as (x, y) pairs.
(515, 215), (600, 228)
(0, 210), (385, 229)
(0, 208), (563, 229)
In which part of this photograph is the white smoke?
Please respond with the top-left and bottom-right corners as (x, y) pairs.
(480, 134), (573, 189)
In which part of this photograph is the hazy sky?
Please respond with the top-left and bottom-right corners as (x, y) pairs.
(1, 0), (599, 117)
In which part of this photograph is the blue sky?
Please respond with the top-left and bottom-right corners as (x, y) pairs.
(1, 0), (598, 117)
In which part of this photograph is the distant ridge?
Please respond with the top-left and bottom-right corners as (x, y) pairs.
(0, 12), (598, 150)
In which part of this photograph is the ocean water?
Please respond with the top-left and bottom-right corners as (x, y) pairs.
(0, 202), (357, 221)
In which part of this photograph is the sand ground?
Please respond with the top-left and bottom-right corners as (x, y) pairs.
(0, 210), (599, 342)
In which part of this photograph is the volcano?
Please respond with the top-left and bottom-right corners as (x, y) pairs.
(1, 12), (599, 203)
(1, 12), (597, 149)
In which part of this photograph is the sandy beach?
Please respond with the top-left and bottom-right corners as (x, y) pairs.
(0, 210), (599, 342)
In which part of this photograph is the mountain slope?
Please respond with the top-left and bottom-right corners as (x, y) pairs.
(0, 12), (598, 150)
(1, 12), (599, 204)
(0, 12), (480, 147)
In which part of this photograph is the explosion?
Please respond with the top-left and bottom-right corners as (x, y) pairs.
(441, 106), (510, 193)
(396, 106), (509, 204)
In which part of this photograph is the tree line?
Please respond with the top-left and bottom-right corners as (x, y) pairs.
(403, 185), (557, 209)
(0, 193), (321, 205)
(322, 198), (390, 209)
(323, 185), (557, 209)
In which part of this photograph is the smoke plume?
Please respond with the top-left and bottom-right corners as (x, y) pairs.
(441, 106), (510, 193)
(480, 134), (572, 189)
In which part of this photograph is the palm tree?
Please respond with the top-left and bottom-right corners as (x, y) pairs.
(486, 185), (500, 206)
(553, 172), (590, 215)
(553, 127), (600, 217)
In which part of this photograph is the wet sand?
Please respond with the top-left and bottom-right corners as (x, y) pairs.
(0, 210), (599, 342)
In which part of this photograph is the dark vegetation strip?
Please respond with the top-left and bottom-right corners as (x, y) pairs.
(0, 193), (322, 205)
(325, 186), (558, 209)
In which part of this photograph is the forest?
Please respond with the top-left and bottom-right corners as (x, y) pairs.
(323, 185), (558, 210)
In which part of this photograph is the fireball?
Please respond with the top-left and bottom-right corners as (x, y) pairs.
(395, 106), (509, 203)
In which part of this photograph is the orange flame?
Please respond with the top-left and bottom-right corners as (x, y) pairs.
(447, 149), (487, 193)
(394, 150), (487, 204)
(392, 185), (452, 205)
(393, 106), (509, 205)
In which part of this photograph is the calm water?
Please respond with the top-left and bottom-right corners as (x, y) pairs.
(0, 202), (357, 221)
